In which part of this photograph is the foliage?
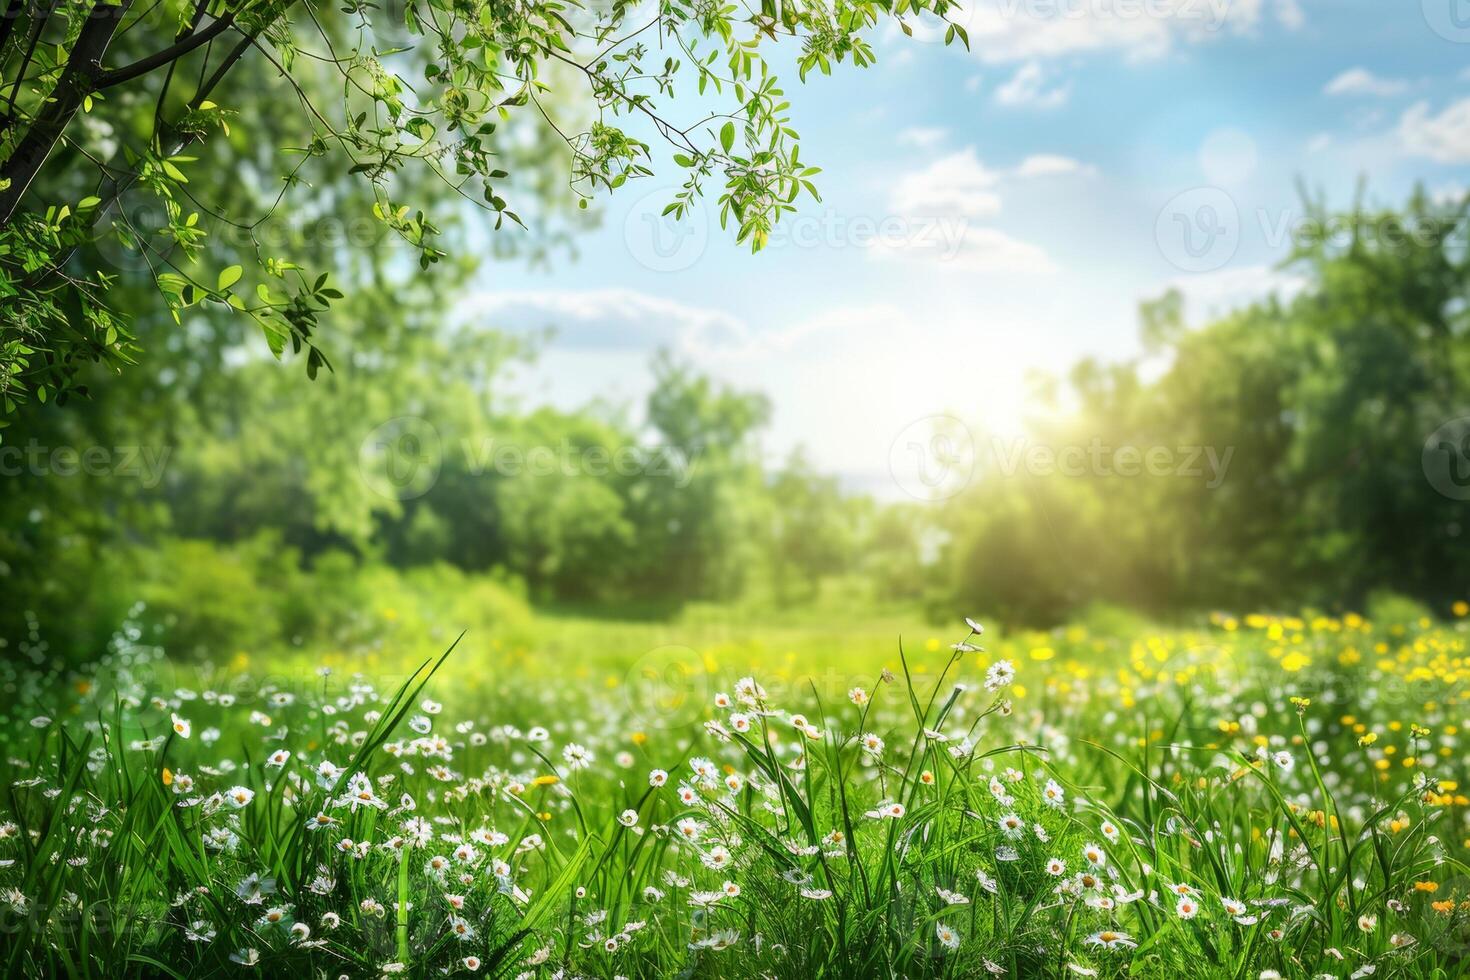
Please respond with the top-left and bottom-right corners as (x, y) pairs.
(4, 190), (1468, 663)
(0, 0), (971, 415)
(0, 198), (132, 420)
(935, 189), (1470, 624)
(15, 532), (536, 661)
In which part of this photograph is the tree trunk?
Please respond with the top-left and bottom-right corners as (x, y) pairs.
(0, 0), (134, 224)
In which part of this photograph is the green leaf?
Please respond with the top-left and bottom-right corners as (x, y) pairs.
(261, 322), (288, 358)
(521, 839), (591, 932)
(217, 265), (242, 291)
(720, 121), (736, 154)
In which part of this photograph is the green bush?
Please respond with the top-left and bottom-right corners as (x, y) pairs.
(1364, 589), (1433, 628)
(128, 536), (534, 661)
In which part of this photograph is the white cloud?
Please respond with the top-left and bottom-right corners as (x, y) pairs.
(1013, 153), (1096, 177)
(955, 0), (1304, 65)
(1274, 0), (1304, 29)
(874, 148), (1069, 274)
(1432, 183), (1468, 205)
(460, 290), (909, 364)
(857, 218), (1056, 274)
(459, 288), (751, 354)
(1399, 98), (1470, 163)
(993, 61), (1070, 108)
(930, 227), (1056, 273)
(731, 304), (905, 358)
(1164, 265), (1308, 326)
(1324, 68), (1409, 98)
(896, 126), (950, 150)
(886, 148), (1092, 217)
(1350, 106), (1386, 131)
(890, 149), (1005, 217)
(1428, 185), (1464, 207)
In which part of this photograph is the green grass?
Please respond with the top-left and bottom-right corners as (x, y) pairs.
(0, 607), (1467, 977)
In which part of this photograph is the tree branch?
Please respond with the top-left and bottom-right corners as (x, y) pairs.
(94, 12), (236, 90)
(26, 27), (264, 288)
(2, 6), (50, 134)
(0, 0), (135, 223)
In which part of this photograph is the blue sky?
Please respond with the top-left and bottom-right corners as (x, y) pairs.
(462, 0), (1470, 494)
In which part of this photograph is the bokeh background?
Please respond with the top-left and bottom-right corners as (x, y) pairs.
(4, 0), (1470, 674)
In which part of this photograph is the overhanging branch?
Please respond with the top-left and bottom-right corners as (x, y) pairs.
(94, 13), (238, 90)
(0, 0), (136, 223)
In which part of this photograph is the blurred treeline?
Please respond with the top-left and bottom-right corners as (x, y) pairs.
(5, 187), (1468, 662)
(2, 9), (1468, 657)
(945, 188), (1470, 624)
(0, 11), (904, 658)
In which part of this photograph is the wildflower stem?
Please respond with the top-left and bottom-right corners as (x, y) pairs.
(396, 841), (411, 963)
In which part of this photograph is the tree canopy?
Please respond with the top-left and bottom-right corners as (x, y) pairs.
(0, 0), (971, 422)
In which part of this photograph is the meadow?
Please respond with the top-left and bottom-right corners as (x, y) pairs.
(1, 604), (1467, 978)
(3, 1), (1467, 978)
